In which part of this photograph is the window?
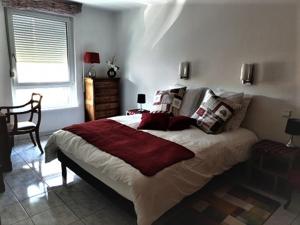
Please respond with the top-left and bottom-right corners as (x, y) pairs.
(6, 9), (77, 110)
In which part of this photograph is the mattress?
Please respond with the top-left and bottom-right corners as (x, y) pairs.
(45, 114), (258, 225)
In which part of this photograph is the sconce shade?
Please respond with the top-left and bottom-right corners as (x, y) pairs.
(137, 94), (146, 104)
(240, 63), (254, 85)
(179, 62), (190, 79)
(285, 118), (300, 135)
(84, 52), (100, 64)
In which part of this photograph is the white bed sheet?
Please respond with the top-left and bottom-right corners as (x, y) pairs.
(45, 115), (258, 225)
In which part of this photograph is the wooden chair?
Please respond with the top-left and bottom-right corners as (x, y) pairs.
(0, 93), (43, 154)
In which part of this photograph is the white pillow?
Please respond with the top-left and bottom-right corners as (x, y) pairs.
(179, 88), (206, 116)
(225, 94), (252, 131)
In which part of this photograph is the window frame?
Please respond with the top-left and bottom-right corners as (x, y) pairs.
(5, 9), (77, 109)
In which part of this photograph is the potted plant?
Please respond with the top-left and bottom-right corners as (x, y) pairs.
(106, 56), (120, 78)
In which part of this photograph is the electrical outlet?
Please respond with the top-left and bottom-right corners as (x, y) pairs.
(282, 110), (292, 118)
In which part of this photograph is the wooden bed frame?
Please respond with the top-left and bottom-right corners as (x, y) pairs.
(57, 149), (136, 215)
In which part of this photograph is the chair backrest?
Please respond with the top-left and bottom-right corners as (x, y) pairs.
(29, 93), (43, 127)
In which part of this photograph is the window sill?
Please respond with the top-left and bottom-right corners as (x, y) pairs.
(42, 105), (80, 112)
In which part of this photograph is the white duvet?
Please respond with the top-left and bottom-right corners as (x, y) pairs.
(45, 115), (258, 225)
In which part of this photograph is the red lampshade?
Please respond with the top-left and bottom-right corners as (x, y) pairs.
(84, 52), (100, 64)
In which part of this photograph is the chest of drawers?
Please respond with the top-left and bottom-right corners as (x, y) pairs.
(84, 77), (120, 121)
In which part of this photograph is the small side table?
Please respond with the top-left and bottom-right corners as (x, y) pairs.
(248, 140), (299, 199)
(126, 109), (150, 116)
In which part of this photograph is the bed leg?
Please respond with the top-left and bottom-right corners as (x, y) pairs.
(61, 162), (67, 184)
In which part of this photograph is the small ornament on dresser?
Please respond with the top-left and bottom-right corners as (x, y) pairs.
(106, 56), (120, 78)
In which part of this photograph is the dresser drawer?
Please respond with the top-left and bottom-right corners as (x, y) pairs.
(94, 81), (118, 89)
(95, 89), (118, 96)
(95, 96), (119, 104)
(95, 103), (119, 111)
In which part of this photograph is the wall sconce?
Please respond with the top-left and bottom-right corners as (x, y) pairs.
(179, 62), (190, 79)
(240, 63), (254, 85)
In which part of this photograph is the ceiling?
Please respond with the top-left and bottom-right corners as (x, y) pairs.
(73, 0), (298, 11)
(72, 0), (167, 10)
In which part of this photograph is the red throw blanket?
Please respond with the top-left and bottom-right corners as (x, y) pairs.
(63, 119), (195, 176)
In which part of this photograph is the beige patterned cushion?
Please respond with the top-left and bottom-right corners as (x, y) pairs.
(192, 89), (241, 134)
(152, 87), (186, 116)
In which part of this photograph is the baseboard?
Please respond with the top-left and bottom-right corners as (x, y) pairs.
(14, 130), (56, 143)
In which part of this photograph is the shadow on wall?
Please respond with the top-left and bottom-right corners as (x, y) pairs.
(121, 78), (138, 113)
(256, 61), (295, 84)
(242, 95), (295, 143)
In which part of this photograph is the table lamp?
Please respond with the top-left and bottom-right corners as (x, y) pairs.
(285, 118), (300, 147)
(137, 94), (146, 111)
(84, 52), (100, 78)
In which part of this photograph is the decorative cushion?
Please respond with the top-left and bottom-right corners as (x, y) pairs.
(168, 116), (195, 131)
(215, 89), (252, 131)
(138, 112), (170, 131)
(191, 90), (241, 134)
(152, 87), (186, 116)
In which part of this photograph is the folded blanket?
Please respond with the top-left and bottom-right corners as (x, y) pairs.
(63, 119), (195, 176)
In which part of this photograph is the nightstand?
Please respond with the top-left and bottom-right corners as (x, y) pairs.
(126, 109), (150, 115)
(248, 140), (300, 198)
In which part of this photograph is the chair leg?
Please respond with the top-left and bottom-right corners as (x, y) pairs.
(29, 132), (36, 146)
(35, 130), (43, 154)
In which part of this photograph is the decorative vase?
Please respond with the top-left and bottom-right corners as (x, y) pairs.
(107, 68), (116, 78)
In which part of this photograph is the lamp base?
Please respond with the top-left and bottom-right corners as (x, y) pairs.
(286, 135), (295, 148)
(138, 104), (144, 112)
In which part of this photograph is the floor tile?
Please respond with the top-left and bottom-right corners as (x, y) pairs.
(292, 214), (300, 225)
(4, 168), (42, 188)
(43, 172), (81, 190)
(29, 159), (61, 178)
(10, 153), (29, 170)
(11, 180), (49, 201)
(55, 184), (107, 218)
(18, 147), (44, 164)
(31, 205), (78, 225)
(82, 206), (136, 225)
(264, 206), (298, 225)
(20, 191), (64, 216)
(13, 142), (36, 154)
(0, 202), (29, 225)
(69, 220), (85, 225)
(0, 184), (18, 208)
(11, 218), (34, 225)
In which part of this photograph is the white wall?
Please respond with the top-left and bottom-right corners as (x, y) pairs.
(0, 5), (12, 106)
(0, 5), (118, 133)
(116, 2), (300, 143)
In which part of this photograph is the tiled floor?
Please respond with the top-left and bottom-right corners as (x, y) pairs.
(1, 136), (300, 225)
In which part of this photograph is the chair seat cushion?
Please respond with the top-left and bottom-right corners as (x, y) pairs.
(17, 121), (36, 130)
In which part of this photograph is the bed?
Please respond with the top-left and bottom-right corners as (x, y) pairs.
(45, 114), (258, 225)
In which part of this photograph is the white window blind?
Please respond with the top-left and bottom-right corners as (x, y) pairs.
(6, 10), (77, 110)
(11, 14), (70, 84)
